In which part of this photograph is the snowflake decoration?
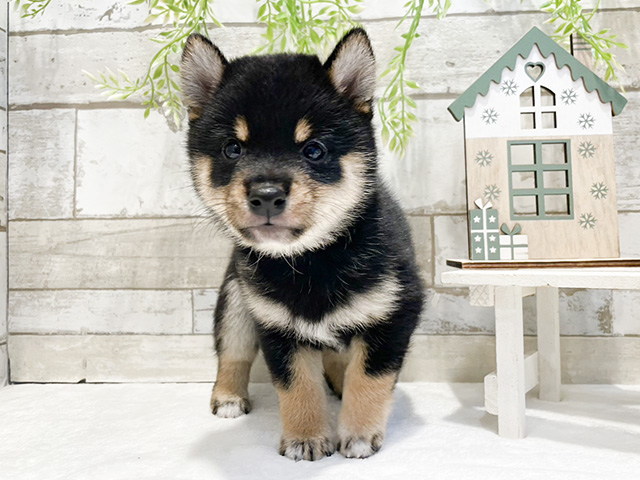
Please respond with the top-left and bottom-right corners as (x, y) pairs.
(484, 184), (501, 202)
(579, 213), (597, 230)
(481, 108), (499, 125)
(561, 88), (577, 105)
(501, 79), (518, 96)
(578, 112), (595, 130)
(578, 141), (596, 158)
(591, 182), (609, 200)
(474, 150), (493, 167)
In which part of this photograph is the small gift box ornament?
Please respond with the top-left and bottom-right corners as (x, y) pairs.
(499, 223), (529, 260)
(469, 198), (500, 260)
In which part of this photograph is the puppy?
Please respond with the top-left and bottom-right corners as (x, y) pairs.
(181, 28), (424, 461)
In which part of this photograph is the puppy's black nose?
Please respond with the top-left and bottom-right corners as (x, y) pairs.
(248, 184), (287, 218)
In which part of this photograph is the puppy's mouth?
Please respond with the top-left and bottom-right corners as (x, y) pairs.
(240, 223), (305, 244)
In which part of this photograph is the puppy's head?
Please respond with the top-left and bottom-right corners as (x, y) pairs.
(182, 29), (377, 256)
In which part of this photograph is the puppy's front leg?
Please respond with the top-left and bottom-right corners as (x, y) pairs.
(260, 329), (334, 461)
(338, 338), (398, 459)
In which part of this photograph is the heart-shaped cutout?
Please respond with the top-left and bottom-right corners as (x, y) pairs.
(525, 62), (545, 82)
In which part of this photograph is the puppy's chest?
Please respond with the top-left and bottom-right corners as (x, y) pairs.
(239, 270), (400, 348)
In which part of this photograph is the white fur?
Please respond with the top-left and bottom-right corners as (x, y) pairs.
(241, 275), (401, 347)
(214, 401), (246, 419)
(218, 279), (258, 361)
(246, 154), (372, 257)
(340, 438), (376, 459)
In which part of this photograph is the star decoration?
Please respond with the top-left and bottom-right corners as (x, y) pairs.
(475, 247), (482, 254)
(489, 247), (497, 254)
(489, 235), (496, 242)
(474, 235), (481, 242)
(488, 215), (497, 223)
(473, 216), (481, 223)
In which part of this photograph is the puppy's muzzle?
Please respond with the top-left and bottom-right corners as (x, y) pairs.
(248, 183), (287, 219)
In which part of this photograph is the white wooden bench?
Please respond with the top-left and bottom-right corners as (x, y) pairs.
(441, 266), (640, 438)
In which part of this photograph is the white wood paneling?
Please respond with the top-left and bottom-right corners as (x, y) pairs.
(76, 109), (200, 217)
(612, 290), (640, 335)
(9, 290), (193, 334)
(8, 110), (75, 219)
(379, 99), (466, 214)
(433, 215), (468, 287)
(0, 343), (7, 387)
(536, 287), (561, 401)
(193, 289), (218, 335)
(10, 12), (640, 106)
(9, 219), (234, 289)
(9, 334), (640, 384)
(614, 92), (640, 211)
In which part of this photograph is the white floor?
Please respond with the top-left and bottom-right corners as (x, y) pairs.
(0, 383), (639, 480)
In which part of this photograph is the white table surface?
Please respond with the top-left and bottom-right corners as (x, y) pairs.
(441, 267), (640, 289)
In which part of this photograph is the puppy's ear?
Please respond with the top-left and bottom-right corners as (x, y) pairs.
(181, 34), (228, 117)
(324, 28), (375, 110)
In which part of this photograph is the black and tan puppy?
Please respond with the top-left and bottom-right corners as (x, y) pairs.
(181, 28), (423, 461)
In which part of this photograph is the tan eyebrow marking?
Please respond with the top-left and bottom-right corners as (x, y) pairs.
(234, 115), (249, 142)
(294, 118), (313, 143)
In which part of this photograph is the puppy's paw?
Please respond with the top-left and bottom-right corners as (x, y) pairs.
(338, 432), (383, 459)
(279, 436), (335, 462)
(211, 394), (251, 418)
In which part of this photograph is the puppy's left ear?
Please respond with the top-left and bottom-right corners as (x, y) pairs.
(324, 28), (376, 111)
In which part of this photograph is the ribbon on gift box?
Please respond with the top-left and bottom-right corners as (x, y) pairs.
(470, 197), (500, 260)
(501, 223), (522, 236)
(474, 198), (492, 211)
(499, 223), (529, 260)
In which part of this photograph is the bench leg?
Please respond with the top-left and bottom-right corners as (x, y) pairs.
(494, 285), (526, 438)
(536, 286), (561, 402)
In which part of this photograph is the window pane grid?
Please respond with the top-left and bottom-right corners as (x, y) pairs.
(508, 140), (573, 220)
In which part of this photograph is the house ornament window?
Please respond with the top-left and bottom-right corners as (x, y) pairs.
(519, 75), (558, 130)
(508, 140), (574, 220)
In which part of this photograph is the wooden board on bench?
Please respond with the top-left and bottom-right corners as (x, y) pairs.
(446, 258), (640, 270)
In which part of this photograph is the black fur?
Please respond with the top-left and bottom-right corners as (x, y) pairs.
(183, 29), (424, 458)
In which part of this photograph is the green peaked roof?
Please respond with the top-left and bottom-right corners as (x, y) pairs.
(448, 27), (627, 121)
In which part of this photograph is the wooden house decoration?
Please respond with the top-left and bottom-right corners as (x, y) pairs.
(448, 27), (627, 260)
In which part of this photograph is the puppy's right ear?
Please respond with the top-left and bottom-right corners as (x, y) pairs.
(181, 34), (228, 118)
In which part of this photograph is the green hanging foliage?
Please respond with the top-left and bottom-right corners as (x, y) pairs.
(14, 0), (628, 155)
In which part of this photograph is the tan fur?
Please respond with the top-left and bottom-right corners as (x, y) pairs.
(234, 115), (250, 142)
(294, 118), (313, 143)
(188, 106), (202, 121)
(276, 348), (330, 440)
(354, 102), (371, 114)
(338, 339), (397, 453)
(193, 151), (370, 257)
(212, 358), (253, 401)
(323, 349), (352, 396)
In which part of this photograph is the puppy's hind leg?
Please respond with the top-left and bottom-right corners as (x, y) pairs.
(211, 278), (258, 418)
(322, 348), (352, 399)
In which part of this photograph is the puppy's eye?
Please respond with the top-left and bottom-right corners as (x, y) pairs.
(302, 141), (327, 162)
(223, 140), (242, 159)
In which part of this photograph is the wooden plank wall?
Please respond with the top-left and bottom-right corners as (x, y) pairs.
(6, 0), (640, 383)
